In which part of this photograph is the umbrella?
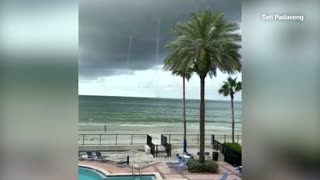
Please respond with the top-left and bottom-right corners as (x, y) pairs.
(183, 138), (187, 153)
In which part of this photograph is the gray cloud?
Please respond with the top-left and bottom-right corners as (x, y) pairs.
(80, 0), (241, 80)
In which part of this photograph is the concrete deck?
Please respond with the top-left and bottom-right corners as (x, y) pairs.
(79, 160), (241, 180)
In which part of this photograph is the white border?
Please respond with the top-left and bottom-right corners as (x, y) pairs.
(79, 164), (163, 180)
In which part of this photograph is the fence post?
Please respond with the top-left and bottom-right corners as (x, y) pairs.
(115, 134), (118, 145)
(169, 134), (171, 144)
(224, 135), (226, 143)
(197, 134), (199, 144)
(211, 134), (215, 145)
(82, 134), (85, 145)
(99, 134), (101, 145)
(131, 134), (133, 145)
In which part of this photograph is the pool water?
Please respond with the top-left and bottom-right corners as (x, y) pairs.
(79, 167), (156, 180)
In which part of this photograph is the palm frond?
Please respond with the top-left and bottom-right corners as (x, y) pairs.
(218, 77), (241, 97)
(218, 83), (230, 96)
(164, 10), (241, 80)
(235, 82), (242, 92)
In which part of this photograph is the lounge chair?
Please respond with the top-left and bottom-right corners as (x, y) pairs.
(78, 152), (86, 161)
(186, 152), (194, 158)
(116, 160), (127, 164)
(116, 160), (128, 168)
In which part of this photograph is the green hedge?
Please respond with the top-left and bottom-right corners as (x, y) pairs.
(224, 142), (241, 153)
(223, 142), (242, 166)
(187, 159), (219, 173)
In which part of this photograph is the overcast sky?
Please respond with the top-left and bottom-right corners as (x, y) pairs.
(79, 0), (242, 101)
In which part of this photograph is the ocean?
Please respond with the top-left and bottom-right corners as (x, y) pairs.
(79, 95), (242, 136)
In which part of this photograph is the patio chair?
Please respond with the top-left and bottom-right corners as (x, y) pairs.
(94, 152), (103, 161)
(88, 152), (94, 159)
(80, 152), (94, 161)
(177, 157), (190, 171)
(176, 153), (183, 162)
(235, 166), (242, 176)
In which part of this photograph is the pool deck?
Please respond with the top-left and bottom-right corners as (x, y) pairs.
(79, 160), (241, 180)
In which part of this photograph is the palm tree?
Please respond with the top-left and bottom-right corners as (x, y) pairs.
(164, 58), (193, 153)
(218, 77), (242, 143)
(165, 10), (241, 163)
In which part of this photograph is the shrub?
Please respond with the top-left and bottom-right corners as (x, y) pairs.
(223, 142), (242, 166)
(187, 159), (219, 173)
(224, 142), (241, 153)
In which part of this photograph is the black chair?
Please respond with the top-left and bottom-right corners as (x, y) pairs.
(86, 152), (94, 161)
(94, 152), (102, 161)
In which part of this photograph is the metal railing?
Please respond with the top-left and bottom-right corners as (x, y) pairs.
(212, 135), (242, 166)
(78, 133), (241, 145)
(78, 134), (147, 145)
(162, 134), (242, 144)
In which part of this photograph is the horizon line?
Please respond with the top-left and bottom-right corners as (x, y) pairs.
(78, 94), (242, 103)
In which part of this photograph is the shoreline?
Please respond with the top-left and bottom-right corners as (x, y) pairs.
(78, 123), (242, 134)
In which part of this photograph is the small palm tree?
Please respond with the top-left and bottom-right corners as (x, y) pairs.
(218, 77), (241, 143)
(165, 10), (241, 163)
(164, 56), (193, 153)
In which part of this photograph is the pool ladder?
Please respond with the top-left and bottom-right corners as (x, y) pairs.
(131, 164), (142, 179)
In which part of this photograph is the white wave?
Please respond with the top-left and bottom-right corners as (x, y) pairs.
(78, 123), (111, 126)
(119, 124), (156, 127)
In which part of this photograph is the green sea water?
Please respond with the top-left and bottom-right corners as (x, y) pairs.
(79, 95), (241, 134)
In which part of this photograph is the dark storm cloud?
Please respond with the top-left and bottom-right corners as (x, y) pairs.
(80, 0), (241, 80)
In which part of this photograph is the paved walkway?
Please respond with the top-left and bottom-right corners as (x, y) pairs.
(80, 160), (241, 180)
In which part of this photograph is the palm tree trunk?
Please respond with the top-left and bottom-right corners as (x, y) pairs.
(199, 77), (205, 163)
(231, 95), (235, 143)
(183, 77), (187, 153)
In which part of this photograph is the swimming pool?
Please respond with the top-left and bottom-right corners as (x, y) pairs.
(79, 167), (157, 180)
